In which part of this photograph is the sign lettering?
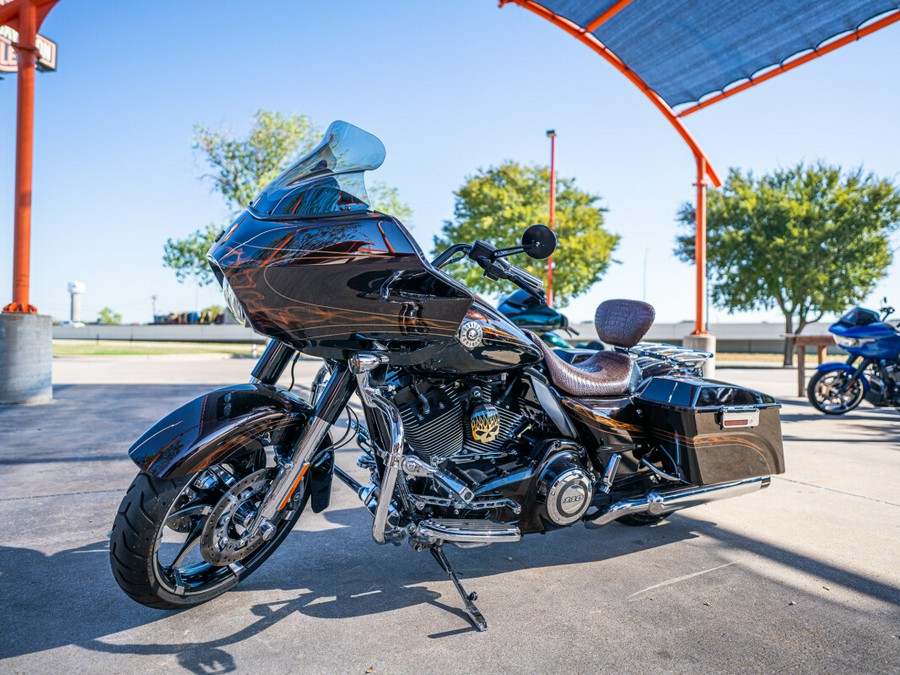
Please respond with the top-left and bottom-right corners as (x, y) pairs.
(0, 24), (57, 72)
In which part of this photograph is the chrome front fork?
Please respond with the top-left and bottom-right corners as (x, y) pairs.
(249, 363), (352, 539)
(350, 353), (406, 545)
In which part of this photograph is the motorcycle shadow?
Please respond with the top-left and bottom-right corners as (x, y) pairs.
(237, 505), (696, 628)
(0, 507), (695, 667)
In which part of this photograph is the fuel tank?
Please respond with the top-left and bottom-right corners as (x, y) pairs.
(417, 299), (542, 374)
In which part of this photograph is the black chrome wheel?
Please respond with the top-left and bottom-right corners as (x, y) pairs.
(807, 370), (865, 415)
(110, 453), (307, 609)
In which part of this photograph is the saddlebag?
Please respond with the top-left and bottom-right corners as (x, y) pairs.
(636, 376), (785, 485)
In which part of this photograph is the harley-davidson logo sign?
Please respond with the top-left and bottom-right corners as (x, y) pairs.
(0, 24), (57, 73)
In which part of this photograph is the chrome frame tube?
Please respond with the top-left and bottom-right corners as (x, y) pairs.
(351, 353), (406, 545)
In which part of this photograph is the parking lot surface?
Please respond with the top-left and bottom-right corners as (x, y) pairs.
(1, 356), (898, 673)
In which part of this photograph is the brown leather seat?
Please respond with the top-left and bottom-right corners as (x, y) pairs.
(530, 299), (655, 397)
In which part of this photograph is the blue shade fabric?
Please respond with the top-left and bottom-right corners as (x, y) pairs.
(534, 0), (900, 108)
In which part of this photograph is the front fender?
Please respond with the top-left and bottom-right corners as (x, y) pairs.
(815, 362), (869, 390)
(129, 384), (314, 479)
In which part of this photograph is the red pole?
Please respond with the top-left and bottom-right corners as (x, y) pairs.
(692, 154), (708, 335)
(546, 129), (557, 308)
(4, 0), (39, 314)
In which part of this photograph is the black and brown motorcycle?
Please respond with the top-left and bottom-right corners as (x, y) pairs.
(110, 121), (785, 631)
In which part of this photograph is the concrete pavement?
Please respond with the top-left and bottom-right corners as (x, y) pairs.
(0, 356), (897, 673)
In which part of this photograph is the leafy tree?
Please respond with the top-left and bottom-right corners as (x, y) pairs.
(674, 163), (900, 364)
(163, 110), (412, 286)
(97, 307), (122, 325)
(434, 161), (619, 306)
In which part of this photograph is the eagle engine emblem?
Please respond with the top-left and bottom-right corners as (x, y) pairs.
(470, 403), (500, 443)
(458, 321), (483, 349)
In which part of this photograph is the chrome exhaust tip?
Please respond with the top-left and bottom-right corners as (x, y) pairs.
(586, 476), (771, 528)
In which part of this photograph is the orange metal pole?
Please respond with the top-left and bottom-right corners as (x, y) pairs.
(546, 129), (556, 307)
(4, 0), (39, 314)
(693, 154), (708, 335)
(678, 10), (900, 118)
(584, 0), (633, 33)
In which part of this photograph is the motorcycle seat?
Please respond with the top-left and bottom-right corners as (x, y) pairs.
(528, 299), (655, 397)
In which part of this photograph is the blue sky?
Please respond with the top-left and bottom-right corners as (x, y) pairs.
(1, 1), (898, 325)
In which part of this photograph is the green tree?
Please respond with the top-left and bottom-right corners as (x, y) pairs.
(434, 161), (618, 306)
(97, 307), (122, 325)
(163, 110), (412, 286)
(674, 163), (900, 365)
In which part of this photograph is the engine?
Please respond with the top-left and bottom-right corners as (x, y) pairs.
(388, 374), (596, 533)
(393, 376), (528, 464)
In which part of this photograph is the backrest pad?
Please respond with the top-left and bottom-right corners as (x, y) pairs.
(595, 299), (655, 348)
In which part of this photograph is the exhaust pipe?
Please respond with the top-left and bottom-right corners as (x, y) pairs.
(586, 476), (771, 528)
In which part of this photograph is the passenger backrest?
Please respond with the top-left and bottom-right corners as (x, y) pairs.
(595, 299), (655, 348)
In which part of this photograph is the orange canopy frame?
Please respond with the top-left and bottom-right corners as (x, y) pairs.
(499, 0), (900, 335)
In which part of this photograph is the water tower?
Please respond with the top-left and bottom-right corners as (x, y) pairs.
(67, 281), (85, 322)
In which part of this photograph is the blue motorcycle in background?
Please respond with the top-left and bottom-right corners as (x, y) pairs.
(807, 301), (900, 414)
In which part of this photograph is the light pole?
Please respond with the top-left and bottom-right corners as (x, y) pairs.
(546, 129), (557, 308)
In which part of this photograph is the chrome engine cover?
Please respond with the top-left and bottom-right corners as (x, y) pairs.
(537, 451), (593, 526)
(545, 469), (592, 525)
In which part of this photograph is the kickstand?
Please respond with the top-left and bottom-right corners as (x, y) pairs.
(429, 544), (487, 632)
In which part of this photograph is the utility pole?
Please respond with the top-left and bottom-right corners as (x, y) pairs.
(546, 129), (557, 308)
(151, 295), (158, 324)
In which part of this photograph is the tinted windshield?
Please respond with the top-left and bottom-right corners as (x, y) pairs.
(251, 120), (385, 218)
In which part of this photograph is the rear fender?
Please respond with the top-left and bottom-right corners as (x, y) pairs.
(815, 362), (870, 390)
(129, 384), (325, 480)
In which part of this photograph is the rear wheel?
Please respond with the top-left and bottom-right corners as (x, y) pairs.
(807, 370), (865, 415)
(109, 455), (308, 609)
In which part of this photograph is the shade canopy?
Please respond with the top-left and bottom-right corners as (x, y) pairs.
(500, 0), (900, 336)
(508, 1), (900, 113)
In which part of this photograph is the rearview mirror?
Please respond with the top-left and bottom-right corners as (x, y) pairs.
(522, 224), (556, 260)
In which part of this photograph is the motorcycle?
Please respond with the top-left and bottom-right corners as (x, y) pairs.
(807, 301), (900, 414)
(110, 121), (785, 631)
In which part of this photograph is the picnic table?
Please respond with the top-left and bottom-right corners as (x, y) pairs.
(786, 333), (836, 396)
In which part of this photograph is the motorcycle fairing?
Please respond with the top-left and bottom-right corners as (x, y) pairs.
(814, 361), (870, 390)
(129, 384), (316, 479)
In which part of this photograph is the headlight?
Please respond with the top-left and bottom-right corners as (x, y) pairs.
(222, 276), (248, 327)
(834, 335), (858, 348)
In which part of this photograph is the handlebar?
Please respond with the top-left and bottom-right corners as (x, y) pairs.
(431, 238), (546, 302)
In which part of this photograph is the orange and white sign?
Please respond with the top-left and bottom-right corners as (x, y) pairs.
(0, 24), (57, 72)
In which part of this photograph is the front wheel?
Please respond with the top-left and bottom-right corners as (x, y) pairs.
(807, 369), (865, 415)
(109, 459), (308, 609)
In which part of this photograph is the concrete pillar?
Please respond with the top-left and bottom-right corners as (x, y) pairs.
(683, 333), (716, 379)
(0, 313), (52, 405)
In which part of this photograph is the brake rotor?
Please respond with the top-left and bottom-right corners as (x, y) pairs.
(199, 469), (271, 566)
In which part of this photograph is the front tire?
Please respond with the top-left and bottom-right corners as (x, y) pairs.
(110, 465), (307, 609)
(807, 369), (865, 415)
